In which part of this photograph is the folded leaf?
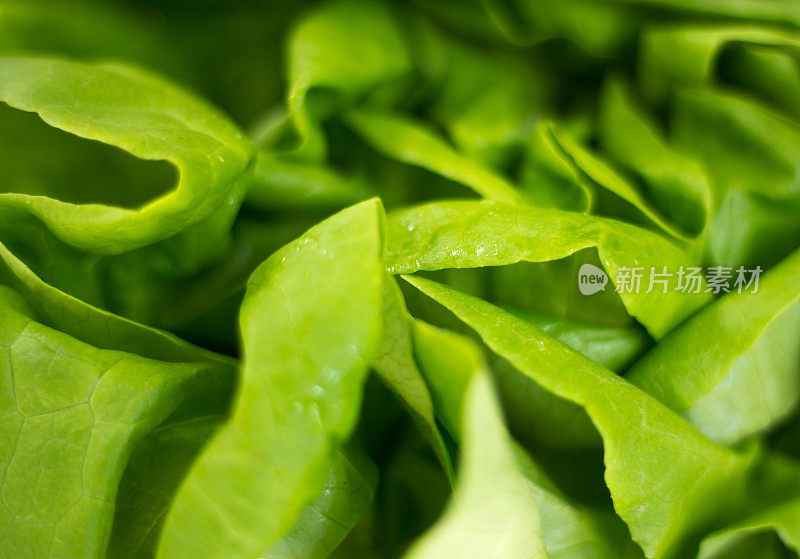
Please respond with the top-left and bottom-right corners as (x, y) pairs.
(414, 21), (551, 167)
(403, 275), (757, 558)
(116, 420), (378, 559)
(0, 56), (252, 253)
(628, 247), (800, 444)
(0, 241), (234, 367)
(387, 200), (709, 338)
(482, 0), (800, 54)
(597, 78), (710, 237)
(346, 110), (524, 204)
(108, 416), (225, 559)
(0, 56), (254, 323)
(157, 199), (384, 559)
(262, 450), (378, 559)
(671, 87), (800, 268)
(520, 120), (593, 211)
(698, 499), (800, 559)
(244, 150), (365, 212)
(412, 319), (645, 559)
(402, 372), (548, 559)
(372, 275), (453, 480)
(286, 0), (410, 160)
(549, 124), (695, 241)
(640, 25), (800, 107)
(478, 0), (634, 54)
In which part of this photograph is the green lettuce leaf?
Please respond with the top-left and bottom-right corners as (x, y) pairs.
(628, 247), (800, 445)
(262, 450), (379, 559)
(596, 78), (710, 238)
(284, 0), (410, 160)
(0, 56), (254, 324)
(108, 416), (224, 559)
(547, 124), (696, 241)
(386, 200), (709, 338)
(412, 319), (644, 559)
(1, 2), (799, 558)
(0, 286), (231, 558)
(157, 199), (384, 559)
(671, 87), (800, 268)
(345, 109), (524, 204)
(0, 56), (252, 253)
(372, 275), (453, 480)
(0, 240), (234, 368)
(520, 120), (594, 211)
(402, 275), (758, 558)
(640, 25), (800, 108)
(244, 150), (366, 212)
(698, 500), (800, 558)
(401, 371), (548, 559)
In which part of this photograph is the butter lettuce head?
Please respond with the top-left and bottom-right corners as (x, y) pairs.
(1, 1), (799, 559)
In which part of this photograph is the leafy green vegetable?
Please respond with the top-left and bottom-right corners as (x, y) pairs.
(0, 285), (231, 558)
(346, 110), (524, 204)
(401, 370), (548, 559)
(412, 320), (643, 559)
(262, 450), (379, 559)
(698, 499), (800, 559)
(157, 199), (384, 559)
(0, 56), (252, 252)
(0, 55), (253, 325)
(510, 310), (651, 372)
(548, 124), (697, 241)
(244, 150), (365, 212)
(628, 247), (800, 445)
(596, 79), (710, 238)
(1, 2), (799, 558)
(372, 276), (453, 479)
(386, 200), (709, 338)
(108, 416), (224, 559)
(402, 275), (758, 558)
(284, 0), (410, 160)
